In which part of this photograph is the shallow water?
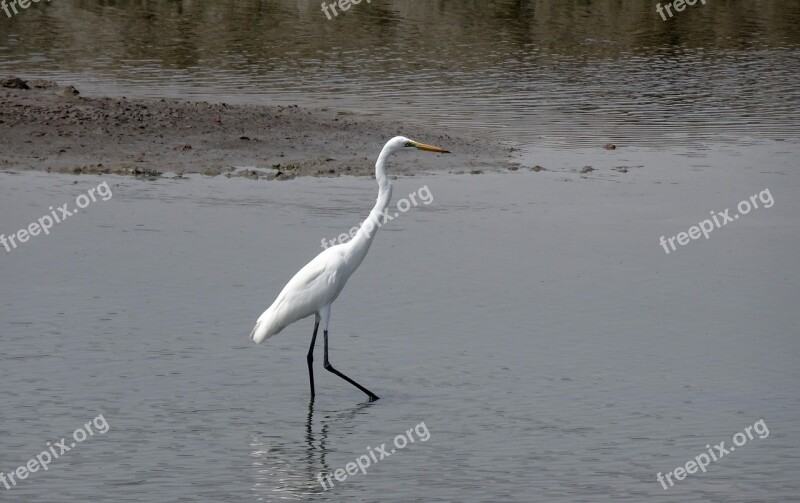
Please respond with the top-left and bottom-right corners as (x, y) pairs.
(1, 153), (798, 501)
(1, 0), (799, 149)
(2, 1), (800, 501)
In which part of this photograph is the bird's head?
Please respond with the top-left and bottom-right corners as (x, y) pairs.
(387, 136), (450, 155)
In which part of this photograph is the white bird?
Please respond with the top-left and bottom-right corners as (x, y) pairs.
(250, 136), (450, 401)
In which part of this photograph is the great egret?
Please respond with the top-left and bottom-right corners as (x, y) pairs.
(250, 136), (450, 401)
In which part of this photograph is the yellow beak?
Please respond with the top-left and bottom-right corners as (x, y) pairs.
(411, 141), (450, 153)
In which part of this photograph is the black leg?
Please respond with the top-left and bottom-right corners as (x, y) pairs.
(307, 320), (319, 397)
(323, 330), (379, 401)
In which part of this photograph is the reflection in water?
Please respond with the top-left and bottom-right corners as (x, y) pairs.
(249, 398), (375, 501)
(250, 399), (327, 501)
(0, 0), (798, 148)
(304, 398), (329, 479)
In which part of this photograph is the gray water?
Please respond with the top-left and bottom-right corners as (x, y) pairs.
(1, 0), (800, 151)
(1, 150), (799, 501)
(2, 0), (800, 501)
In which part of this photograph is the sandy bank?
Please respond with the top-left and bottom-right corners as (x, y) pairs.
(0, 77), (516, 179)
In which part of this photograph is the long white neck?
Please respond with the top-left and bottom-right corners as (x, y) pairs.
(343, 145), (394, 268)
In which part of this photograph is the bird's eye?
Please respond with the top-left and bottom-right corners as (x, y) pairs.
(404, 141), (413, 147)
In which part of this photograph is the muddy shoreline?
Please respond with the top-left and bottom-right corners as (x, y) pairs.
(0, 78), (517, 180)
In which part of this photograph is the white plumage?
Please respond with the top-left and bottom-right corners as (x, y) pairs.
(249, 136), (449, 401)
(249, 245), (346, 344)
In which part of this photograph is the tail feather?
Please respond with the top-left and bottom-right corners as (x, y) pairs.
(249, 320), (266, 343)
(249, 307), (285, 344)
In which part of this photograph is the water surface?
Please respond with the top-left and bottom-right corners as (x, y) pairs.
(1, 0), (799, 149)
(1, 1), (799, 501)
(1, 156), (798, 501)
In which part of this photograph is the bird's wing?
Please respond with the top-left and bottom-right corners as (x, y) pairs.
(278, 252), (341, 309)
(251, 248), (345, 342)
